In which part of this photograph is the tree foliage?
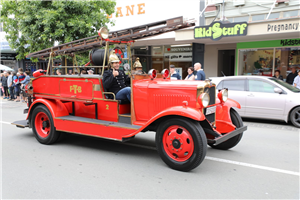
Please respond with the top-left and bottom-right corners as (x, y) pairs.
(0, 0), (116, 62)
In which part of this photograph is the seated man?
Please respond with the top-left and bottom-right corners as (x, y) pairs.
(103, 52), (131, 102)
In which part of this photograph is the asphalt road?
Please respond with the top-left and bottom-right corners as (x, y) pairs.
(1, 99), (299, 199)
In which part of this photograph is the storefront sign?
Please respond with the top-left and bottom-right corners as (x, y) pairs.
(1, 53), (16, 60)
(164, 52), (192, 62)
(107, 3), (145, 18)
(280, 39), (300, 46)
(267, 22), (299, 32)
(194, 21), (248, 41)
(167, 47), (192, 52)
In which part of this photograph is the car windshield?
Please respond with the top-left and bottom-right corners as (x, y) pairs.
(269, 78), (300, 92)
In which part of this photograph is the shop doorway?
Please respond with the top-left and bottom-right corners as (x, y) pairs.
(218, 50), (235, 77)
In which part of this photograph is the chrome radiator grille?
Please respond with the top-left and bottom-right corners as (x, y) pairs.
(204, 86), (216, 106)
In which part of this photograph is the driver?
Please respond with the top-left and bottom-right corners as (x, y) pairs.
(103, 52), (131, 102)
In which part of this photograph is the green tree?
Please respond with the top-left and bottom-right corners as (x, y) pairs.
(0, 0), (116, 62)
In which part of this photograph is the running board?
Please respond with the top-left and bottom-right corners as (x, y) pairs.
(119, 114), (131, 124)
(55, 115), (141, 130)
(12, 120), (29, 128)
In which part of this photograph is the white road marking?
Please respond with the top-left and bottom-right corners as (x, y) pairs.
(0, 121), (11, 125)
(2, 120), (299, 176)
(205, 156), (300, 176)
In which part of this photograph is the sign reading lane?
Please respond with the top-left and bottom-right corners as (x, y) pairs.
(194, 21), (248, 41)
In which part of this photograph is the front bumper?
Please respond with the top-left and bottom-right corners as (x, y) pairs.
(207, 126), (247, 145)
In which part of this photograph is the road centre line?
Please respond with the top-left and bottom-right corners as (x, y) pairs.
(205, 156), (299, 176)
(0, 121), (11, 125)
(3, 120), (300, 176)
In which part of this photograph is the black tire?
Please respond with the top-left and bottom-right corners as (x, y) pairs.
(31, 105), (60, 145)
(290, 107), (300, 128)
(155, 118), (207, 172)
(209, 109), (243, 150)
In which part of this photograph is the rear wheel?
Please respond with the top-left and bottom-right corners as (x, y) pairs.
(32, 105), (60, 144)
(209, 109), (243, 150)
(290, 107), (300, 128)
(156, 118), (207, 172)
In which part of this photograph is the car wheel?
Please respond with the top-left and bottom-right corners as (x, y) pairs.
(290, 107), (300, 128)
(156, 118), (207, 172)
(32, 105), (60, 144)
(209, 109), (244, 150)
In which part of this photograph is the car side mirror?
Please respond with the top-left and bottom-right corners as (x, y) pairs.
(274, 88), (283, 94)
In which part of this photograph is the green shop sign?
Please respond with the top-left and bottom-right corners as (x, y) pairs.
(194, 21), (248, 41)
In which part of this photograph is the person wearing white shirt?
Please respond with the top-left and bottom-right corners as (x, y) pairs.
(293, 71), (300, 89)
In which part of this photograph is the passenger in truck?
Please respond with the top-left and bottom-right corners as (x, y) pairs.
(132, 57), (145, 75)
(56, 69), (62, 75)
(103, 52), (131, 102)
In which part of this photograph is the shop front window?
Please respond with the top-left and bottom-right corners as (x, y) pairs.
(152, 46), (164, 73)
(276, 47), (300, 79)
(239, 49), (274, 77)
(164, 45), (192, 79)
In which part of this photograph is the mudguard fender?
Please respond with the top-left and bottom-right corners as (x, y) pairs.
(26, 99), (69, 126)
(133, 106), (205, 129)
(152, 106), (206, 122)
(215, 98), (241, 133)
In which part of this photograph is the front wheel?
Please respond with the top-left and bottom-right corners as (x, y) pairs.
(32, 105), (60, 144)
(209, 109), (243, 150)
(290, 107), (300, 128)
(156, 118), (207, 172)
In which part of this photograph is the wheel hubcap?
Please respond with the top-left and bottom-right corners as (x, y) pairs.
(35, 112), (51, 138)
(162, 125), (194, 162)
(294, 110), (300, 124)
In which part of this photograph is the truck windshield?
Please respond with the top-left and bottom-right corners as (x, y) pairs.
(270, 78), (300, 93)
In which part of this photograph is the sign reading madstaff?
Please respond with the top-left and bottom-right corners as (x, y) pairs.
(194, 21), (248, 41)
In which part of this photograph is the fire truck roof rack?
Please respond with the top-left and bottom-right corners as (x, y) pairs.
(26, 16), (195, 59)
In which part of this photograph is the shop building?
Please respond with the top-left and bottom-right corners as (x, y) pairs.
(2, 0), (299, 79)
(109, 0), (300, 79)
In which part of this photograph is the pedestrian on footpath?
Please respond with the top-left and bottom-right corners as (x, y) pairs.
(184, 67), (195, 80)
(18, 68), (26, 102)
(286, 66), (297, 85)
(14, 72), (21, 102)
(293, 70), (300, 89)
(21, 71), (31, 103)
(7, 71), (15, 101)
(0, 73), (3, 98)
(170, 65), (181, 80)
(194, 62), (205, 81)
(1, 72), (9, 99)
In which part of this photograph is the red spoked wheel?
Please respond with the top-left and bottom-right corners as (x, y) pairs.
(162, 125), (194, 162)
(156, 118), (207, 172)
(34, 112), (51, 138)
(32, 105), (60, 145)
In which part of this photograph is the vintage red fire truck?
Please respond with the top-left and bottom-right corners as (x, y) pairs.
(13, 17), (247, 171)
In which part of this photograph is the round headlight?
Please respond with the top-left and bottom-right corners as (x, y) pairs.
(198, 93), (210, 108)
(218, 89), (228, 102)
(98, 27), (109, 39)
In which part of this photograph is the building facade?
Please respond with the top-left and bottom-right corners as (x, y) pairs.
(1, 0), (299, 79)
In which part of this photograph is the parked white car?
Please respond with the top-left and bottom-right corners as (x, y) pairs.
(210, 76), (300, 128)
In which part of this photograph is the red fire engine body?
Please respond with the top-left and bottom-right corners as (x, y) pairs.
(12, 17), (247, 171)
